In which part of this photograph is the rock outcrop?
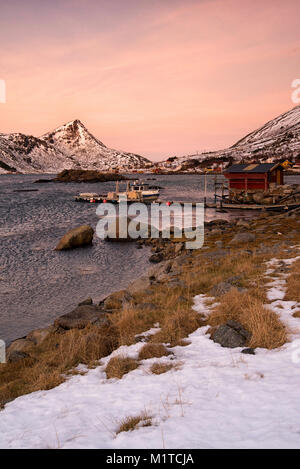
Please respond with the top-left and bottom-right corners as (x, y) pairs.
(55, 225), (94, 250)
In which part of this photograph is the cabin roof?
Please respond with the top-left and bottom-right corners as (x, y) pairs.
(225, 163), (282, 174)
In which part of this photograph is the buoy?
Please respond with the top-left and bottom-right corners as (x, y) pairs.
(103, 199), (107, 203)
(166, 201), (171, 206)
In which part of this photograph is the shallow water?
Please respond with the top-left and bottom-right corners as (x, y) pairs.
(0, 173), (299, 343)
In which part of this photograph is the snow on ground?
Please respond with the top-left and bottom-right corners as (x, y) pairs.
(1, 254), (300, 449)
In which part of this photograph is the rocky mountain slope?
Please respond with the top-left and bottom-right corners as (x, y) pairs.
(164, 105), (300, 169)
(0, 120), (151, 174)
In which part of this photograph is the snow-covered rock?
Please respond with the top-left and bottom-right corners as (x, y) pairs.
(0, 120), (151, 174)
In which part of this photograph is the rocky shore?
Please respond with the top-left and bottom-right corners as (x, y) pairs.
(2, 205), (300, 407)
(35, 169), (127, 184)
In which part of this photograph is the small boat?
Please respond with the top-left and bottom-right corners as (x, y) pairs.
(108, 180), (160, 203)
(74, 181), (160, 203)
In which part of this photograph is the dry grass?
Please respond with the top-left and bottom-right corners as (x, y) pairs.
(285, 259), (300, 304)
(150, 362), (174, 375)
(0, 323), (118, 407)
(116, 412), (152, 434)
(138, 343), (170, 360)
(1, 211), (299, 406)
(105, 355), (139, 379)
(207, 288), (287, 349)
(151, 309), (204, 347)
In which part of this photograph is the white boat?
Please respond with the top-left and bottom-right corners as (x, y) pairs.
(108, 180), (160, 203)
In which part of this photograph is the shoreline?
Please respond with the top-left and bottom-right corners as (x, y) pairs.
(1, 203), (300, 407)
(4, 208), (295, 350)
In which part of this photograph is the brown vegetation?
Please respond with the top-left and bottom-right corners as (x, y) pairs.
(138, 343), (170, 360)
(105, 356), (139, 379)
(207, 288), (287, 349)
(116, 412), (152, 434)
(150, 362), (174, 375)
(285, 259), (300, 305)
(1, 210), (299, 406)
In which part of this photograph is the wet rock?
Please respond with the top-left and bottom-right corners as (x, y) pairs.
(54, 304), (106, 330)
(55, 225), (94, 250)
(211, 320), (251, 348)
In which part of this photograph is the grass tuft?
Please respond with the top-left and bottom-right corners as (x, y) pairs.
(150, 362), (174, 375)
(116, 412), (152, 434)
(207, 288), (287, 349)
(105, 355), (139, 379)
(138, 343), (170, 360)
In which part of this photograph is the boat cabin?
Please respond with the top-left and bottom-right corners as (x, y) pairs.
(224, 163), (284, 192)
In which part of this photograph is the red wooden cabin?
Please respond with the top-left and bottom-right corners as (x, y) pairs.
(224, 163), (284, 192)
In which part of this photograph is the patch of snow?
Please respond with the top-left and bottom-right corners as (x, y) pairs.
(1, 259), (300, 449)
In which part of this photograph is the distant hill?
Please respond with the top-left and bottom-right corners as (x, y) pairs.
(0, 119), (151, 173)
(162, 105), (300, 169)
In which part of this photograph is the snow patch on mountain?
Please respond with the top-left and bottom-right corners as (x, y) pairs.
(0, 120), (151, 174)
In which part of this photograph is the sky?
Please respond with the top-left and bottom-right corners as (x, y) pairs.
(0, 0), (299, 161)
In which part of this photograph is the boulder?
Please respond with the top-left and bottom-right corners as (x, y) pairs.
(55, 225), (94, 250)
(148, 260), (173, 281)
(229, 232), (255, 245)
(241, 347), (255, 355)
(102, 290), (132, 310)
(210, 281), (235, 297)
(104, 216), (155, 242)
(7, 338), (33, 360)
(127, 276), (152, 294)
(149, 252), (164, 263)
(26, 326), (53, 345)
(8, 351), (30, 363)
(54, 304), (107, 329)
(211, 320), (251, 348)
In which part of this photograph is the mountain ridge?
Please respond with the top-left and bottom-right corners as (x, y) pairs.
(162, 105), (300, 169)
(0, 119), (151, 174)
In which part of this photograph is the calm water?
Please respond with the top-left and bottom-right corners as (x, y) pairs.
(0, 173), (299, 343)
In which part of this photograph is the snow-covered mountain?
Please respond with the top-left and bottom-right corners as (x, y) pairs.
(0, 120), (151, 174)
(163, 105), (300, 169)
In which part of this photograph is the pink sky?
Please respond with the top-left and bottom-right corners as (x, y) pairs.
(0, 0), (299, 160)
